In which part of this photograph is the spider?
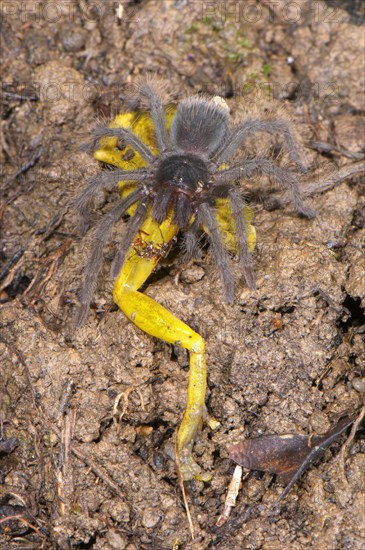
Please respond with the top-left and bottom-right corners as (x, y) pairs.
(73, 81), (315, 481)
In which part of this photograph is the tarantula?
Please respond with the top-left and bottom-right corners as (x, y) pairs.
(74, 82), (315, 326)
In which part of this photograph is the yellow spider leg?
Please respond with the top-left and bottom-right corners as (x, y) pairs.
(113, 213), (213, 481)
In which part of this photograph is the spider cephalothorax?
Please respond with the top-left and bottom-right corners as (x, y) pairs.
(74, 82), (315, 327)
(152, 153), (209, 228)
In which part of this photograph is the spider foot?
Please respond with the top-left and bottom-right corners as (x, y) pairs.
(297, 203), (318, 219)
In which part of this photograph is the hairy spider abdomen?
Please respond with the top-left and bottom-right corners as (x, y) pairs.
(156, 154), (208, 191)
(170, 97), (229, 156)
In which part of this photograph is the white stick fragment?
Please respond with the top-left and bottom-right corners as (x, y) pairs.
(216, 465), (243, 527)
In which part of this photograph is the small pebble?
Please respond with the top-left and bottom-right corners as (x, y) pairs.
(142, 508), (161, 528)
(61, 29), (86, 52)
(352, 377), (365, 394)
(106, 530), (128, 550)
(309, 411), (331, 435)
(181, 266), (205, 284)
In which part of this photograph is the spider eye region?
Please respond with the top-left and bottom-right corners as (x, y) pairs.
(156, 154), (208, 193)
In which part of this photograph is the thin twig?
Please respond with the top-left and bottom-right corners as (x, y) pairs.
(113, 386), (146, 431)
(340, 404), (365, 485)
(1, 147), (42, 193)
(308, 141), (365, 161)
(0, 514), (41, 533)
(57, 408), (76, 516)
(67, 443), (125, 500)
(0, 335), (37, 409)
(216, 466), (247, 527)
(2, 89), (38, 102)
(303, 161), (365, 197)
(265, 161), (365, 210)
(0, 248), (24, 283)
(178, 471), (195, 541)
(22, 240), (72, 302)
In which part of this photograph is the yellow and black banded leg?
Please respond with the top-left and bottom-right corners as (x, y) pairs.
(113, 214), (215, 481)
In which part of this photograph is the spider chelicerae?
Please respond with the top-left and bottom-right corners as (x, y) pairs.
(73, 81), (316, 481)
(74, 81), (315, 327)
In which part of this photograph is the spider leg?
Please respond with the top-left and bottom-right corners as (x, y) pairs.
(74, 168), (148, 233)
(74, 189), (142, 327)
(137, 82), (169, 152)
(213, 159), (317, 218)
(110, 200), (149, 278)
(182, 217), (202, 263)
(152, 186), (175, 224)
(85, 126), (156, 164)
(227, 189), (256, 290)
(213, 119), (306, 171)
(198, 202), (235, 303)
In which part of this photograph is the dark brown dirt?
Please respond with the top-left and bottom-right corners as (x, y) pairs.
(1, 1), (364, 548)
